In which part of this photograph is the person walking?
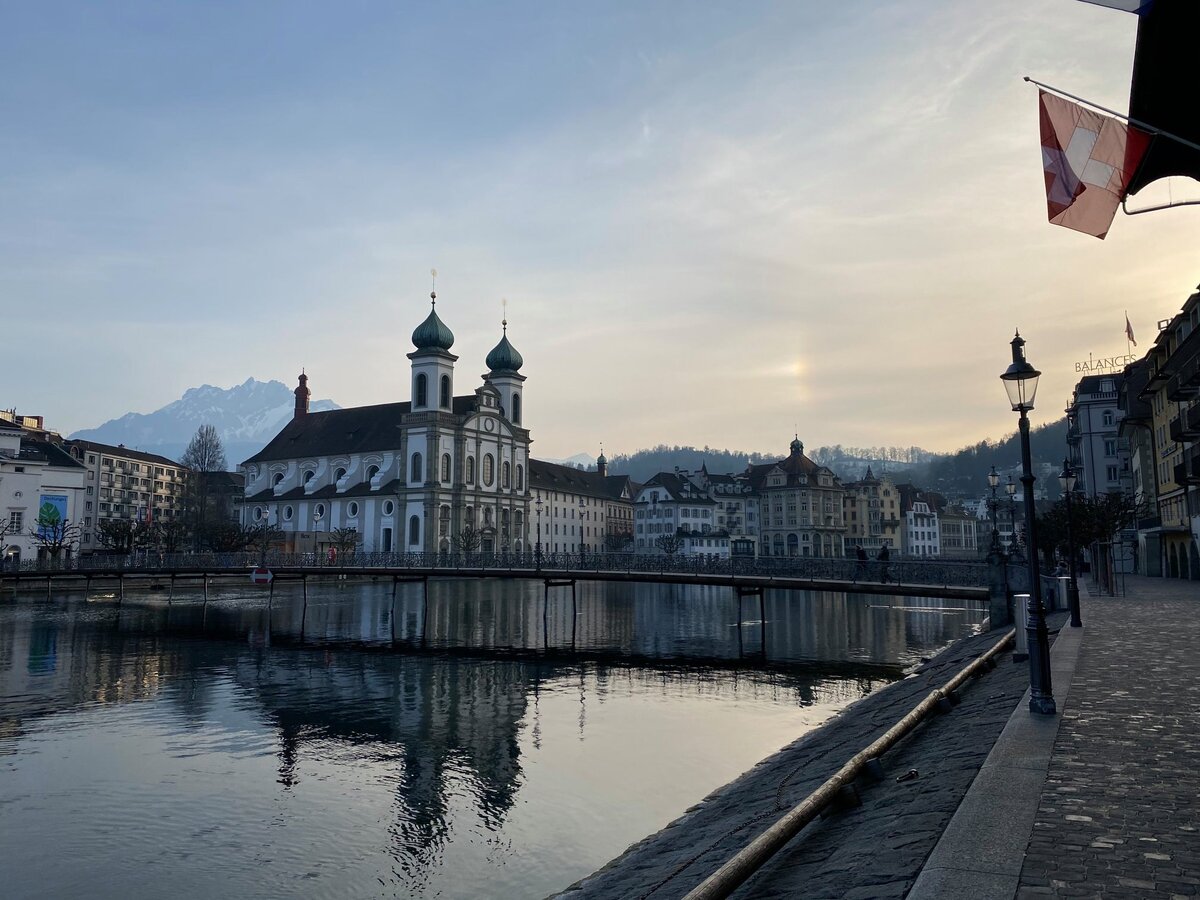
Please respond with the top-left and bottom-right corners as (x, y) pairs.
(855, 544), (868, 579)
(877, 544), (890, 583)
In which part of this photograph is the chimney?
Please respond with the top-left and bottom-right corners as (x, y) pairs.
(294, 371), (311, 419)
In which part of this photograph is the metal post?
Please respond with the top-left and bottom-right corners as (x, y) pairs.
(169, 574), (174, 603)
(119, 575), (124, 604)
(1064, 487), (1083, 627)
(1018, 410), (1055, 715)
(46, 576), (51, 601)
(203, 574), (208, 604)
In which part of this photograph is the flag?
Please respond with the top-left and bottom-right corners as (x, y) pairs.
(1039, 90), (1152, 239)
(1126, 314), (1137, 346)
(1126, 0), (1200, 194)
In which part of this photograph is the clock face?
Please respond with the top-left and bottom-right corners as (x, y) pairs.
(484, 418), (495, 433)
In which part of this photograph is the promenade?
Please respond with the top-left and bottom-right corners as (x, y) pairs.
(560, 575), (1200, 900)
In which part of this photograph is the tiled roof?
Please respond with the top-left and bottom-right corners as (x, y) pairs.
(17, 439), (85, 469)
(529, 459), (634, 501)
(243, 396), (481, 465)
(637, 471), (715, 503)
(68, 439), (183, 467)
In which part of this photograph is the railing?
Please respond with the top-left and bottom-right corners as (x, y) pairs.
(2, 551), (992, 588)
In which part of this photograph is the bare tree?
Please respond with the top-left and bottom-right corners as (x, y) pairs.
(331, 527), (359, 555)
(604, 532), (633, 553)
(654, 532), (685, 556)
(181, 424), (227, 472)
(98, 519), (136, 553)
(246, 521), (281, 563)
(452, 524), (483, 553)
(28, 506), (80, 561)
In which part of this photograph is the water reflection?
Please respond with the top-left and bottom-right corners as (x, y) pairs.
(0, 580), (985, 899)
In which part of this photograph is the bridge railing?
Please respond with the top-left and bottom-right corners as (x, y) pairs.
(4, 550), (990, 588)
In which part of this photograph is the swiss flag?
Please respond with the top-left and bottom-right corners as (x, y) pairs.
(1039, 90), (1151, 239)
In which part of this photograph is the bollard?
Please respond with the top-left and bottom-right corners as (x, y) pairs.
(1012, 593), (1029, 661)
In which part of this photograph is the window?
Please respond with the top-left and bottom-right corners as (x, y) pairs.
(1103, 410), (1115, 427)
(1104, 439), (1117, 458)
(303, 469), (315, 484)
(253, 507), (263, 521)
(1106, 465), (1119, 483)
(335, 467), (347, 482)
(502, 461), (511, 489)
(415, 373), (428, 407)
(511, 393), (521, 424)
(284, 505), (294, 521)
(441, 453), (451, 483)
(411, 453), (423, 483)
(348, 502), (359, 517)
(440, 374), (451, 409)
(9, 511), (23, 531)
(314, 503), (325, 520)
(516, 464), (524, 490)
(366, 464), (380, 481)
(409, 515), (420, 546)
(273, 472), (285, 487)
(466, 456), (476, 484)
(86, 486), (93, 496)
(383, 500), (394, 516)
(88, 454), (96, 464)
(86, 501), (93, 511)
(483, 454), (495, 486)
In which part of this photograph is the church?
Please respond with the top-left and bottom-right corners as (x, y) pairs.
(242, 290), (532, 555)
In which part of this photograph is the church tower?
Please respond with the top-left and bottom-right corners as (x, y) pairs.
(408, 288), (457, 412)
(294, 371), (310, 419)
(485, 317), (526, 426)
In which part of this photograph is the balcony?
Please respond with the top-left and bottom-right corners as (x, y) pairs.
(1172, 405), (1200, 443)
(1166, 373), (1198, 402)
(1174, 451), (1200, 486)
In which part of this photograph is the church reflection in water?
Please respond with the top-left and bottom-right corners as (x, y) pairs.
(0, 577), (984, 881)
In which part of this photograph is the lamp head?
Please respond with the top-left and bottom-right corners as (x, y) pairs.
(987, 465), (999, 489)
(1058, 458), (1076, 493)
(1005, 475), (1016, 497)
(1001, 330), (1041, 411)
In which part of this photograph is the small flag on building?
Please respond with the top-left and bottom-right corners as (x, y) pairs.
(1038, 90), (1152, 239)
(1126, 314), (1137, 346)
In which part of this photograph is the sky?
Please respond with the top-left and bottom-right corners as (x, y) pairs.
(4, 1), (1199, 460)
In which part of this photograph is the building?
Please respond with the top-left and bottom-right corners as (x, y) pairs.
(1, 419), (87, 564)
(66, 440), (190, 555)
(242, 296), (533, 555)
(528, 455), (636, 554)
(1067, 374), (1126, 498)
(633, 471), (729, 556)
(1118, 358), (1162, 575)
(693, 465), (760, 556)
(938, 505), (979, 559)
(898, 484), (940, 557)
(1137, 288), (1200, 579)
(842, 467), (901, 555)
(748, 438), (847, 558)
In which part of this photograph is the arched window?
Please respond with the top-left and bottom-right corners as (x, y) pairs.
(439, 504), (450, 537)
(466, 456), (476, 484)
(464, 506), (474, 526)
(411, 452), (423, 483)
(502, 461), (511, 489)
(773, 534), (784, 556)
(440, 375), (451, 409)
(787, 533), (799, 556)
(501, 508), (510, 536)
(441, 453), (451, 483)
(284, 505), (294, 521)
(415, 373), (428, 407)
(272, 472), (284, 487)
(409, 515), (420, 546)
(303, 469), (315, 484)
(314, 503), (325, 520)
(516, 464), (524, 490)
(483, 454), (495, 487)
(334, 467), (347, 482)
(366, 464), (380, 481)
(511, 393), (521, 424)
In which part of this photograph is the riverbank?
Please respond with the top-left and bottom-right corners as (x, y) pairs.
(560, 613), (1068, 899)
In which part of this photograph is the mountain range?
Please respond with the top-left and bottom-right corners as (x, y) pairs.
(69, 378), (340, 467)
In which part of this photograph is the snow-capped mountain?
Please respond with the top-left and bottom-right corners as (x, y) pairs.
(69, 378), (340, 467)
(540, 452), (598, 469)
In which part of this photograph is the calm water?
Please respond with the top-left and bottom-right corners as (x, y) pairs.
(0, 578), (985, 899)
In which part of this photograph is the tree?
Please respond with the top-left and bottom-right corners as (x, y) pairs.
(203, 521), (257, 553)
(246, 521), (281, 562)
(28, 504), (80, 561)
(181, 424), (227, 472)
(98, 519), (136, 553)
(654, 532), (685, 555)
(158, 520), (189, 553)
(604, 532), (633, 553)
(452, 524), (483, 553)
(331, 527), (359, 554)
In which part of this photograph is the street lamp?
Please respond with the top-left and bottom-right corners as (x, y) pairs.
(1058, 459), (1083, 628)
(1006, 475), (1018, 557)
(987, 465), (1001, 552)
(535, 495), (543, 568)
(1001, 330), (1055, 715)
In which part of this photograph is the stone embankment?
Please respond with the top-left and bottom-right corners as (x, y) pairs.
(560, 615), (1066, 900)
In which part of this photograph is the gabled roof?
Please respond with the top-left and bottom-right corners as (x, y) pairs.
(637, 471), (715, 504)
(746, 445), (833, 490)
(16, 439), (85, 469)
(243, 396), (481, 465)
(68, 439), (182, 467)
(529, 459), (634, 501)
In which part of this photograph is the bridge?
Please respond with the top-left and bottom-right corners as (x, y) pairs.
(1, 551), (991, 602)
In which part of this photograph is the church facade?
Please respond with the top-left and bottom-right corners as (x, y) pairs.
(242, 292), (532, 555)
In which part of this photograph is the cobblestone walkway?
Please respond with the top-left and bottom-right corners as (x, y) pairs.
(560, 618), (1061, 900)
(1018, 576), (1200, 899)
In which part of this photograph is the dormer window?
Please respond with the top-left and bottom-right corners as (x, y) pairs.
(303, 469), (315, 484)
(366, 464), (380, 481)
(272, 473), (284, 487)
(335, 467), (347, 482)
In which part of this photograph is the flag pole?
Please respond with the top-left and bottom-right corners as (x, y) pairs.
(1125, 310), (1131, 359)
(1024, 76), (1200, 155)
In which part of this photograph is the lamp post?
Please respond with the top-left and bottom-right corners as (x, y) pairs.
(1001, 330), (1055, 715)
(987, 466), (1001, 552)
(1006, 475), (1018, 557)
(1059, 459), (1083, 628)
(535, 495), (543, 569)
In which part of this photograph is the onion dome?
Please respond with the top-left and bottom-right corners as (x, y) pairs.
(485, 320), (523, 372)
(411, 292), (455, 351)
(790, 436), (804, 456)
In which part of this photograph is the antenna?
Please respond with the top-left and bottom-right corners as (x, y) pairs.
(502, 297), (508, 333)
(430, 268), (438, 306)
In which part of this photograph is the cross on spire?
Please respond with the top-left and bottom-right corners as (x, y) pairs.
(430, 267), (438, 306)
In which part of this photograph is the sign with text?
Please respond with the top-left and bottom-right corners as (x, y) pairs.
(36, 494), (68, 536)
(1073, 351), (1137, 374)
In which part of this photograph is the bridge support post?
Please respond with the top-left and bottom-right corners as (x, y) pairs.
(268, 577), (275, 608)
(203, 574), (208, 604)
(169, 575), (174, 603)
(118, 575), (124, 605)
(85, 575), (91, 601)
(46, 576), (51, 601)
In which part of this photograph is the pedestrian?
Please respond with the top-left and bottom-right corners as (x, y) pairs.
(877, 545), (890, 583)
(855, 544), (868, 578)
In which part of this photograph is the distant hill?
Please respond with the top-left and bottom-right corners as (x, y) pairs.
(70, 378), (340, 468)
(914, 417), (1069, 498)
